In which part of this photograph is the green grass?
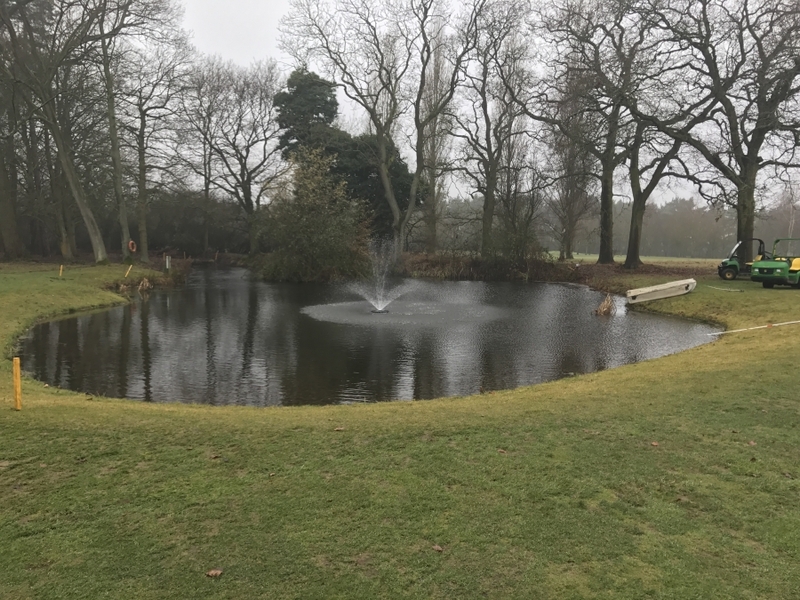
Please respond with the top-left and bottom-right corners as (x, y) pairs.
(1, 263), (800, 599)
(557, 252), (719, 269)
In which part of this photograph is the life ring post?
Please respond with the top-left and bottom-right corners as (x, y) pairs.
(128, 240), (137, 253)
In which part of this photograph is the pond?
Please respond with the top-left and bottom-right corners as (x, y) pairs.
(19, 267), (719, 406)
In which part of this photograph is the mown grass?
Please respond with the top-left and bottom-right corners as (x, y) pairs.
(1, 263), (799, 599)
(557, 252), (720, 269)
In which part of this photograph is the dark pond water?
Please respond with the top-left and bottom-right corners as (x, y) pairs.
(19, 267), (718, 406)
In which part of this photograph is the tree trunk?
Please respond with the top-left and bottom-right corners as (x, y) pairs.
(45, 130), (73, 260)
(563, 216), (575, 260)
(624, 197), (645, 269)
(597, 165), (615, 264)
(247, 211), (259, 255)
(624, 132), (645, 269)
(481, 188), (496, 257)
(0, 153), (25, 258)
(101, 36), (132, 260)
(737, 178), (757, 263)
(203, 183), (211, 257)
(54, 195), (73, 260)
(136, 111), (150, 263)
(42, 102), (108, 263)
(374, 136), (403, 257)
(424, 181), (438, 254)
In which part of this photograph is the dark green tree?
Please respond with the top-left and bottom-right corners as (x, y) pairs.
(274, 69), (338, 158)
(274, 69), (415, 238)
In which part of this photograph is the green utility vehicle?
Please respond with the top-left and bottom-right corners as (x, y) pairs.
(717, 238), (769, 280)
(750, 238), (800, 288)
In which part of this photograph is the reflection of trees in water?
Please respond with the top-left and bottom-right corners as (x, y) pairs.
(57, 318), (81, 390)
(140, 299), (152, 402)
(19, 272), (717, 405)
(31, 321), (50, 382)
(118, 305), (132, 398)
(411, 333), (438, 400)
(203, 283), (217, 405)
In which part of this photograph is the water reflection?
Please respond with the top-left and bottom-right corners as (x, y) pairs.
(19, 268), (719, 406)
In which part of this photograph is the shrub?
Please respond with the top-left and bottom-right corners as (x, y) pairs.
(256, 150), (370, 281)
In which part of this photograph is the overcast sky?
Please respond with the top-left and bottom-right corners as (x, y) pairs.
(181, 0), (294, 66)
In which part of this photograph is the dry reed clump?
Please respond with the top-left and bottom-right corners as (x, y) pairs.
(594, 294), (616, 316)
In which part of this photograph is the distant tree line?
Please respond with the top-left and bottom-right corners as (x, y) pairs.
(1, 0), (799, 273)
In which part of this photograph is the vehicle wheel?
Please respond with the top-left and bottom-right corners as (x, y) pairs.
(763, 282), (775, 289)
(720, 267), (737, 280)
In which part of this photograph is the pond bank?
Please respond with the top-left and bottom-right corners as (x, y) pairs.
(1, 262), (799, 598)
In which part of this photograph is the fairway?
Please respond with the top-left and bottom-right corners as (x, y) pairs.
(2, 263), (799, 599)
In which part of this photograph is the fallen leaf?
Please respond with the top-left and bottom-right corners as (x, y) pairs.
(676, 496), (689, 503)
(210, 454), (221, 459)
(432, 545), (444, 552)
(206, 569), (223, 578)
(269, 472), (276, 477)
(498, 449), (508, 454)
(748, 441), (757, 446)
(731, 429), (739, 433)
(334, 427), (345, 432)
(750, 457), (757, 462)
(783, 473), (793, 479)
(651, 441), (659, 447)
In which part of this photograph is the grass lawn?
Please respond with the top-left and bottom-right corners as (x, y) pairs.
(561, 252), (720, 270)
(1, 262), (799, 599)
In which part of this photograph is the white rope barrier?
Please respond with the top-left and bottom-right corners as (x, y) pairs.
(708, 319), (800, 336)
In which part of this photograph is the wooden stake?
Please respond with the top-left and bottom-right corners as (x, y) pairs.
(59, 265), (63, 277)
(125, 265), (133, 278)
(13, 357), (21, 411)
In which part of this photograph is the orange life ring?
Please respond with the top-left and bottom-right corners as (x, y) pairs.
(128, 240), (137, 253)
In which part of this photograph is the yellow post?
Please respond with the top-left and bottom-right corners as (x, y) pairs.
(59, 265), (63, 277)
(13, 357), (21, 411)
(125, 265), (133, 278)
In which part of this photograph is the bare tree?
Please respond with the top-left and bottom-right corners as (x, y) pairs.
(494, 123), (545, 260)
(283, 0), (484, 255)
(177, 56), (227, 256)
(419, 21), (452, 253)
(119, 30), (190, 262)
(0, 80), (25, 258)
(94, 0), (179, 260)
(633, 0), (800, 261)
(205, 60), (284, 254)
(542, 116), (598, 261)
(0, 0), (138, 262)
(451, 0), (528, 256)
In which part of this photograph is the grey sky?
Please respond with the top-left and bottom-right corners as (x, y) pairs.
(181, 0), (294, 66)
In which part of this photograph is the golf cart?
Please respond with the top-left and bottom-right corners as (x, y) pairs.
(750, 238), (800, 288)
(717, 238), (770, 280)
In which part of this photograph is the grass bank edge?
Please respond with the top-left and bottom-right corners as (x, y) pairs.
(0, 264), (177, 364)
(1, 260), (745, 416)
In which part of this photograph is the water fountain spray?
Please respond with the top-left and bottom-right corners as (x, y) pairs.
(350, 238), (408, 313)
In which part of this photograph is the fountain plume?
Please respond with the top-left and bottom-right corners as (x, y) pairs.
(350, 239), (413, 312)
